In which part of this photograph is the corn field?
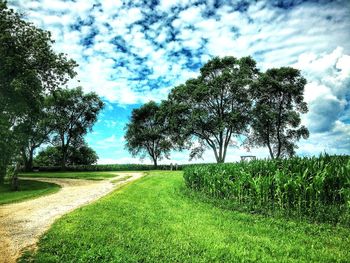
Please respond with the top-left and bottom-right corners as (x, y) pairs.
(183, 155), (350, 225)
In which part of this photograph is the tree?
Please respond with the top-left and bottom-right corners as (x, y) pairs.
(33, 147), (62, 167)
(20, 99), (55, 171)
(163, 56), (257, 163)
(0, 1), (77, 182)
(248, 67), (309, 159)
(69, 144), (98, 165)
(125, 101), (172, 168)
(48, 87), (103, 169)
(34, 143), (98, 166)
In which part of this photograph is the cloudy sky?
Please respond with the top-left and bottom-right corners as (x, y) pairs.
(9, 0), (350, 164)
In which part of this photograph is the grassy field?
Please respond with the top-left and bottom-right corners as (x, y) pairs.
(22, 171), (350, 262)
(0, 179), (60, 205)
(20, 171), (128, 180)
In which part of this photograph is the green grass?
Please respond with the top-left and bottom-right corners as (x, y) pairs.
(23, 171), (350, 262)
(0, 179), (60, 205)
(20, 171), (127, 180)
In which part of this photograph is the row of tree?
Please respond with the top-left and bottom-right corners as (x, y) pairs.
(21, 87), (103, 171)
(0, 2), (103, 185)
(125, 57), (309, 167)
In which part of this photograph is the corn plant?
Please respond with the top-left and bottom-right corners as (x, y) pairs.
(183, 154), (350, 225)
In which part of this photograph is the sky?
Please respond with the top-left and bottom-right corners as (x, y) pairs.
(9, 0), (350, 164)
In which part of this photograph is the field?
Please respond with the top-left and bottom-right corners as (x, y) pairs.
(184, 155), (350, 225)
(21, 171), (350, 262)
(0, 179), (60, 205)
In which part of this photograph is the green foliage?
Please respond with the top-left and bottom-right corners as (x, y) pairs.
(0, 179), (60, 205)
(48, 87), (104, 169)
(249, 67), (309, 159)
(125, 101), (172, 167)
(184, 155), (350, 225)
(0, 1), (77, 181)
(22, 172), (350, 262)
(33, 147), (62, 167)
(34, 144), (98, 167)
(163, 56), (257, 163)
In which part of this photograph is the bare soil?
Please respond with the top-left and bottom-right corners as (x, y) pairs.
(0, 173), (143, 263)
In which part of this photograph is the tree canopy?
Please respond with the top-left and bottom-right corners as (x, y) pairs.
(0, 1), (77, 182)
(248, 67), (309, 159)
(163, 56), (258, 163)
(48, 87), (104, 169)
(125, 101), (172, 167)
(34, 143), (98, 167)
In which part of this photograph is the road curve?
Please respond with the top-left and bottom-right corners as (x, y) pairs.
(0, 172), (144, 263)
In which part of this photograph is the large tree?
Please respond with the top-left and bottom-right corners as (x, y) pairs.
(125, 101), (172, 168)
(0, 1), (76, 182)
(248, 67), (309, 159)
(164, 56), (257, 163)
(48, 87), (104, 169)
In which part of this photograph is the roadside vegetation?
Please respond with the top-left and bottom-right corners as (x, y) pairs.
(0, 179), (60, 205)
(21, 172), (350, 262)
(0, 2), (103, 191)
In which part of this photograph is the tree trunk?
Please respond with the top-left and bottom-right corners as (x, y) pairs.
(267, 143), (274, 159)
(24, 149), (34, 172)
(153, 157), (158, 169)
(216, 144), (225, 163)
(218, 158), (225, 163)
(61, 147), (67, 171)
(11, 174), (19, 191)
(0, 164), (6, 185)
(266, 131), (275, 159)
(11, 163), (19, 191)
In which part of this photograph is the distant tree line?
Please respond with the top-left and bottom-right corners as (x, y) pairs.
(0, 2), (103, 187)
(125, 57), (309, 166)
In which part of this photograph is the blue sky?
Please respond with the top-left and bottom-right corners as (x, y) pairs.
(10, 0), (350, 164)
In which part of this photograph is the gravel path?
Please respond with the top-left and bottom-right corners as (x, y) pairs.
(0, 173), (143, 263)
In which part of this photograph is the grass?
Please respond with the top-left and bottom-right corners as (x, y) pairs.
(20, 171), (127, 180)
(0, 179), (60, 205)
(22, 171), (350, 262)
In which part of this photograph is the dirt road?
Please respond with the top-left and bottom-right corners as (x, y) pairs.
(0, 173), (143, 263)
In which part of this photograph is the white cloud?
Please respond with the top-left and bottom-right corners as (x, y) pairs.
(8, 0), (350, 161)
(94, 135), (120, 149)
(294, 47), (350, 133)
